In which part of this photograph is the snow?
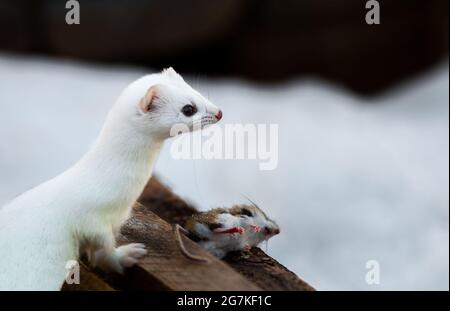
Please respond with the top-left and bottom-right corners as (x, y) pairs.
(0, 53), (448, 290)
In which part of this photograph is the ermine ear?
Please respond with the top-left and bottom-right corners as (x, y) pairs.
(162, 67), (184, 81)
(139, 85), (158, 113)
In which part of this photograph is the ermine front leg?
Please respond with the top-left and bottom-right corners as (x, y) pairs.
(89, 234), (147, 274)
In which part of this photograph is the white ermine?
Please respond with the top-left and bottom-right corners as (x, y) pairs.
(0, 68), (222, 290)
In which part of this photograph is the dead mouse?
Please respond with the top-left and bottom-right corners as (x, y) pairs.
(175, 203), (280, 261)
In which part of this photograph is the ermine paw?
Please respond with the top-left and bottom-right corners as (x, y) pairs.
(115, 243), (147, 270)
(96, 243), (147, 274)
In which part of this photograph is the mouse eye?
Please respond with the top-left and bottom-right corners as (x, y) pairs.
(181, 104), (197, 117)
(240, 208), (253, 217)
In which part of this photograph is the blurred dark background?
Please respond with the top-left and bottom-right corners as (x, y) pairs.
(0, 0), (448, 94)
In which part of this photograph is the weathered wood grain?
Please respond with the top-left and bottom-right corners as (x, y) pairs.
(224, 249), (315, 291)
(116, 204), (261, 291)
(61, 263), (115, 291)
(138, 178), (315, 291)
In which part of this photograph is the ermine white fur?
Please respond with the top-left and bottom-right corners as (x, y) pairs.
(0, 68), (222, 290)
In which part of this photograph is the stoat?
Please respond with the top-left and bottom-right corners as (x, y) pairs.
(178, 204), (280, 259)
(0, 68), (222, 290)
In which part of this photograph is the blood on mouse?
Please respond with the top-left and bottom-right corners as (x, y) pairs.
(176, 204), (280, 260)
(214, 226), (245, 235)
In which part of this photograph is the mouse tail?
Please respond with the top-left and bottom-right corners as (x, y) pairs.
(174, 224), (210, 264)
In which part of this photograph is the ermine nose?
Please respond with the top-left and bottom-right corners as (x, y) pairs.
(273, 228), (280, 235)
(215, 110), (223, 121)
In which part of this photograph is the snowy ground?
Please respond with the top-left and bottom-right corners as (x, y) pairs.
(0, 53), (448, 290)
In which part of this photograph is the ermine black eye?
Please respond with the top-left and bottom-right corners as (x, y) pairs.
(182, 104), (197, 117)
(240, 208), (253, 217)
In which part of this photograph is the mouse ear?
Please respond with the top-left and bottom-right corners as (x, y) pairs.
(139, 85), (158, 113)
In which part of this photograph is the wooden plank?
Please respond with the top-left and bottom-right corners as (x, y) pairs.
(224, 249), (315, 291)
(62, 263), (115, 291)
(115, 203), (261, 291)
(138, 178), (315, 291)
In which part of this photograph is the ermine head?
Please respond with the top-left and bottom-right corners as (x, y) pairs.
(111, 67), (222, 140)
(230, 205), (280, 240)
